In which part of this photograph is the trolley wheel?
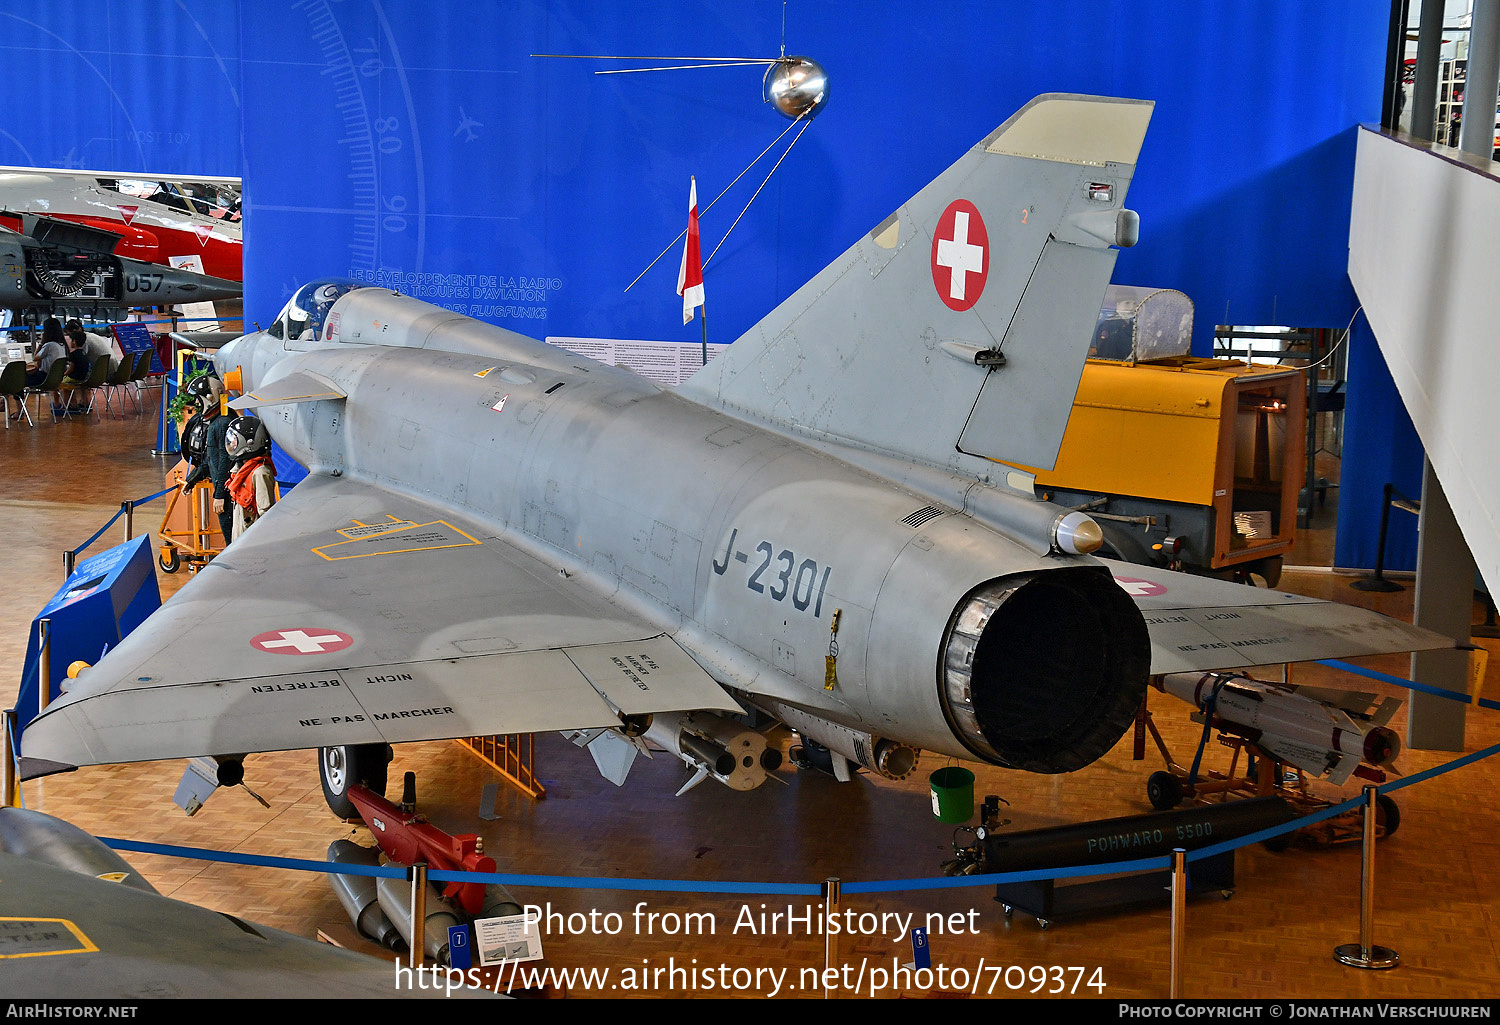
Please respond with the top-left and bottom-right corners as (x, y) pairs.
(319, 743), (393, 819)
(1037, 919), (1050, 930)
(1001, 904), (1013, 918)
(1377, 794), (1400, 839)
(1147, 770), (1184, 810)
(1221, 889), (1235, 900)
(158, 547), (181, 573)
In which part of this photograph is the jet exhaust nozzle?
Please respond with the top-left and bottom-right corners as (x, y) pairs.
(941, 568), (1150, 773)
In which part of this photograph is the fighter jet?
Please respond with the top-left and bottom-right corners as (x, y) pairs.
(17, 95), (1450, 811)
(0, 807), (496, 998)
(0, 167), (242, 280)
(0, 212), (241, 320)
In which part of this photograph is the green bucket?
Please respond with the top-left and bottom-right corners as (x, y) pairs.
(928, 766), (975, 823)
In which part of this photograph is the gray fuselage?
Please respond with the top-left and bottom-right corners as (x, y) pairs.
(220, 287), (1148, 771)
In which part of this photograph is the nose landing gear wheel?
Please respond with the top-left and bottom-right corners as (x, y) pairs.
(319, 743), (393, 819)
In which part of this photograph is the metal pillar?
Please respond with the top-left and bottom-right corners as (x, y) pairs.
(1461, 0), (1500, 158)
(1411, 0), (1447, 142)
(122, 500), (134, 543)
(1409, 459), (1472, 750)
(1, 709), (18, 807)
(1300, 330), (1320, 530)
(409, 862), (428, 970)
(1351, 483), (1412, 592)
(823, 877), (840, 999)
(1169, 848), (1187, 998)
(1335, 787), (1399, 969)
(1383, 0), (1413, 130)
(37, 618), (52, 717)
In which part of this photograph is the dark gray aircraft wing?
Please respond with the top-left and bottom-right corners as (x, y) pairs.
(21, 474), (739, 777)
(0, 808), (488, 999)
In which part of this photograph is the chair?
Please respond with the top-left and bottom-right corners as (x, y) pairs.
(100, 352), (137, 419)
(22, 359), (67, 423)
(127, 348), (154, 416)
(58, 355), (110, 421)
(0, 360), (30, 428)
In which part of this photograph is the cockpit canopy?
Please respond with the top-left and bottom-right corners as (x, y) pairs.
(267, 279), (365, 343)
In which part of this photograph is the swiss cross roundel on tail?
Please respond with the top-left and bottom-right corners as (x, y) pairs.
(930, 199), (989, 311)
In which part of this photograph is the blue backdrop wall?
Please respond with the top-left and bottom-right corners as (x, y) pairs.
(0, 0), (1422, 568)
(234, 0), (1387, 351)
(0, 1), (241, 174)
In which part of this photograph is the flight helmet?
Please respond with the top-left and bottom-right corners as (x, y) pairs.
(225, 414), (270, 461)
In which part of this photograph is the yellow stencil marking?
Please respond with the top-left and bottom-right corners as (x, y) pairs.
(314, 520), (482, 561)
(0, 917), (99, 958)
(475, 366), (497, 378)
(336, 516), (417, 539)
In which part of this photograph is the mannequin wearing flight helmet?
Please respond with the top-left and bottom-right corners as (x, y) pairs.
(225, 413), (276, 540)
(179, 374), (235, 544)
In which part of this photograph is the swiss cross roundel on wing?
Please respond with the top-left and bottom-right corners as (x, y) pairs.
(930, 199), (989, 312)
(250, 628), (354, 656)
(1112, 576), (1169, 597)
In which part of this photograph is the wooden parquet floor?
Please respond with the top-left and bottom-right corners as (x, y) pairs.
(4, 399), (1499, 1000)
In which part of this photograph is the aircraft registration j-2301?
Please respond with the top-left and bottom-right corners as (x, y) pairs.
(20, 95), (1449, 814)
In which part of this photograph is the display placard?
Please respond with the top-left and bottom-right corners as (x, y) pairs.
(112, 322), (164, 374)
(474, 912), (543, 967)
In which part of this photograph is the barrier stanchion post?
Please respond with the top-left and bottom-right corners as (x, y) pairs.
(410, 862), (428, 970)
(198, 486), (210, 556)
(1353, 483), (1407, 593)
(824, 877), (840, 999)
(37, 618), (52, 717)
(62, 549), (75, 579)
(1, 708), (18, 807)
(1334, 786), (1399, 969)
(122, 500), (133, 543)
(1170, 848), (1187, 998)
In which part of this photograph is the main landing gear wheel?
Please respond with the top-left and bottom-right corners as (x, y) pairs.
(319, 743), (392, 819)
(1146, 771), (1184, 810)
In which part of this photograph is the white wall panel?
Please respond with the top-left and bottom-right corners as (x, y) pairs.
(1349, 128), (1500, 590)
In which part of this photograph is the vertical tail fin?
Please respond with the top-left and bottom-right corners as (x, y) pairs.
(679, 94), (1154, 481)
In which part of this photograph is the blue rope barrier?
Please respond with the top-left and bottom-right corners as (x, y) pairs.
(1186, 794), (1362, 863)
(427, 870), (821, 896)
(1381, 738), (1500, 794)
(1318, 658), (1499, 712)
(841, 854), (1174, 895)
(101, 836), (404, 880)
(87, 725), (1500, 900)
(66, 487), (177, 560)
(70, 508), (127, 557)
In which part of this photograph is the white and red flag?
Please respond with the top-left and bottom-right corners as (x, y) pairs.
(676, 176), (704, 325)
